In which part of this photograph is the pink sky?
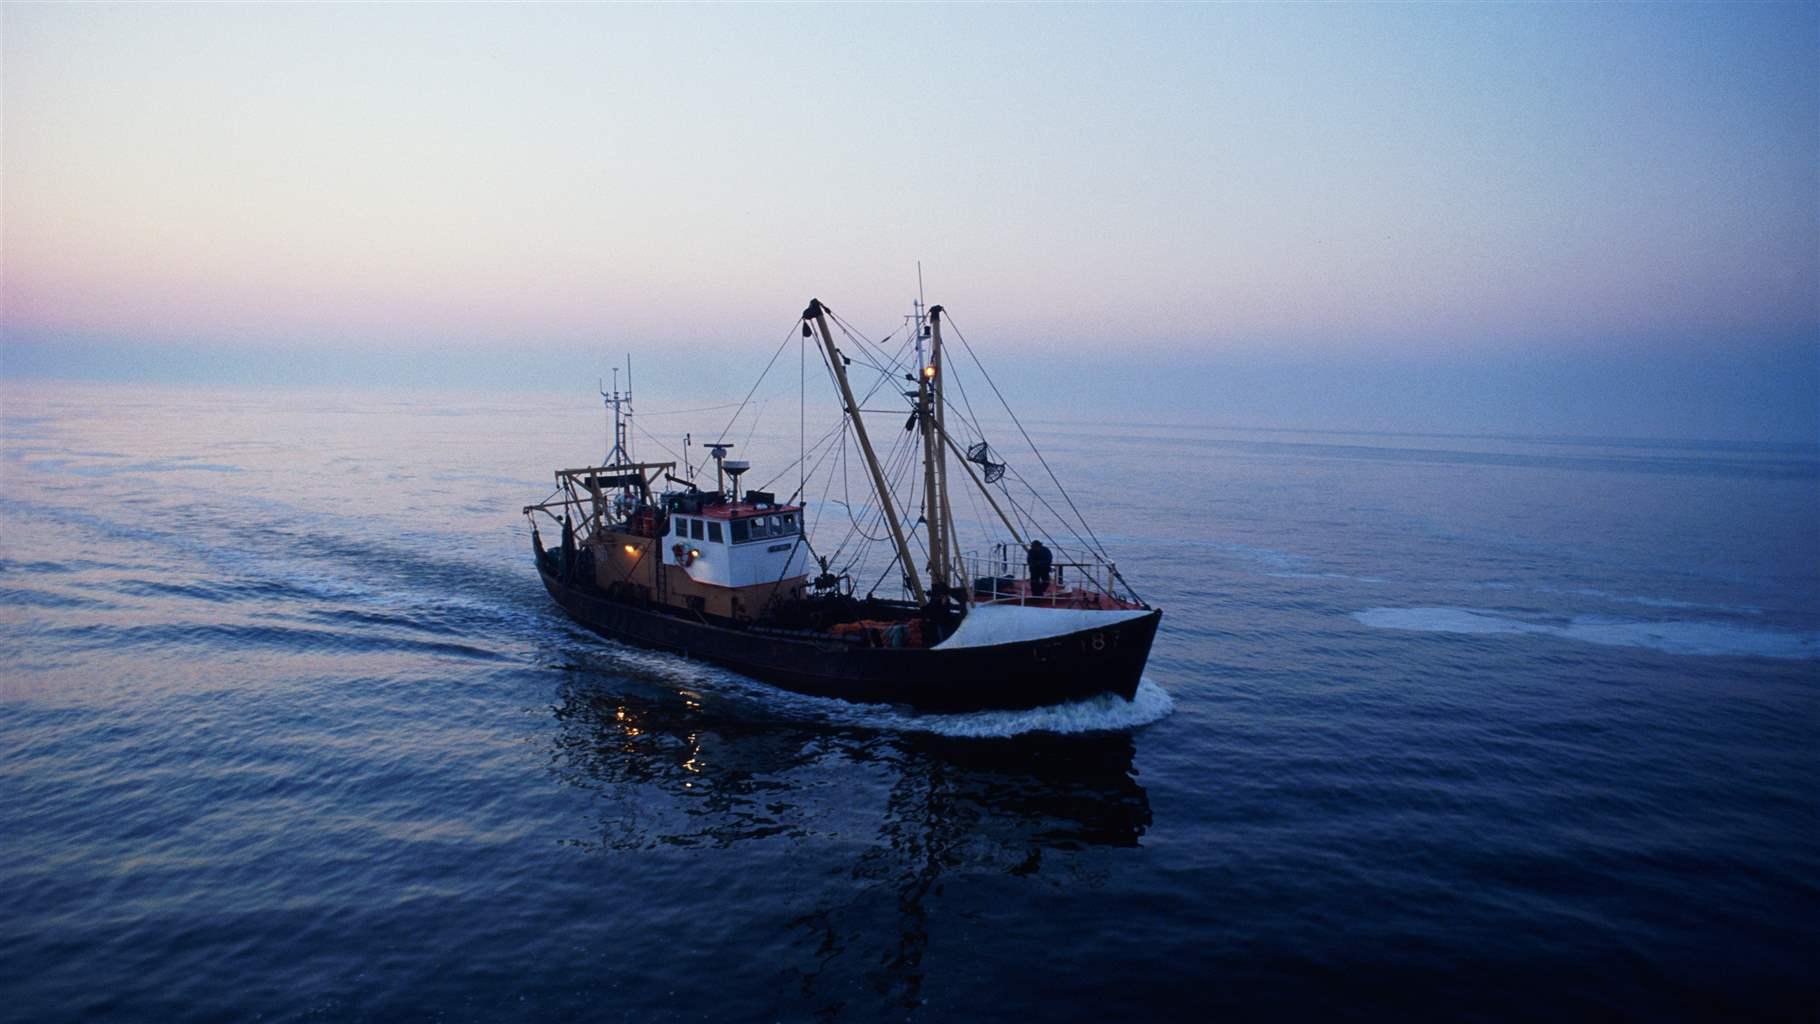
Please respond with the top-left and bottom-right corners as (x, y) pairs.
(3, 4), (1815, 360)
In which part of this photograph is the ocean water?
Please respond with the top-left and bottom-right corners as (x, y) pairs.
(2, 380), (1816, 1021)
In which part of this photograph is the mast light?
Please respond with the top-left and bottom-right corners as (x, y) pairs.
(922, 365), (937, 379)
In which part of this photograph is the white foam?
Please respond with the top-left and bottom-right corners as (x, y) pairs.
(1558, 618), (1817, 659)
(1558, 586), (1762, 615)
(1263, 571), (1389, 584)
(573, 640), (1174, 736)
(1353, 607), (1820, 660)
(1354, 607), (1551, 637)
(874, 676), (1175, 738)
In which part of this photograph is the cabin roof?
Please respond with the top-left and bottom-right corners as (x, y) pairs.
(692, 500), (801, 520)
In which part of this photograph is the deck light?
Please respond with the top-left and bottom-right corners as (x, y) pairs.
(689, 548), (701, 559)
(623, 544), (638, 556)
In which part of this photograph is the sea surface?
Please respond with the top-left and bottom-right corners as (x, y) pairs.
(2, 380), (1816, 1021)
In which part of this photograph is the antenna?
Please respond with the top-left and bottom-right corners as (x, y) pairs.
(705, 442), (735, 496)
(912, 263), (932, 345)
(601, 358), (634, 468)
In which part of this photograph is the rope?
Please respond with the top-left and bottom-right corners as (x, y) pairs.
(865, 536), (909, 599)
(943, 312), (1111, 562)
(637, 401), (747, 416)
(757, 418), (846, 492)
(632, 420), (685, 462)
(697, 320), (799, 477)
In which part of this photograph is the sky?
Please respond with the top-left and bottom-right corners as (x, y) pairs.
(3, 3), (1816, 440)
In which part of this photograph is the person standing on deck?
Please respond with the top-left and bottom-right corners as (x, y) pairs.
(560, 514), (575, 582)
(1027, 540), (1053, 597)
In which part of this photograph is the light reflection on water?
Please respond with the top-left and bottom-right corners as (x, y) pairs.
(540, 672), (1153, 1013)
(547, 677), (1151, 853)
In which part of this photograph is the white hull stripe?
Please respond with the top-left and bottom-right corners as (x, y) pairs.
(934, 603), (1152, 650)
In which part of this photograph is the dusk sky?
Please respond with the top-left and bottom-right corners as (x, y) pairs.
(3, 3), (1816, 440)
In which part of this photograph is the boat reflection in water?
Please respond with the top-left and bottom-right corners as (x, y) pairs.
(546, 668), (1152, 1012)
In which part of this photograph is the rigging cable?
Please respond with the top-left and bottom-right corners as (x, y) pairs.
(695, 321), (799, 478)
(942, 312), (1111, 562)
(632, 420), (685, 463)
(757, 418), (846, 493)
(636, 401), (747, 417)
(808, 311), (917, 569)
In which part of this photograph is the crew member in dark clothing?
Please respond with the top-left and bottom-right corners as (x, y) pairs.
(560, 514), (576, 582)
(1027, 539), (1053, 597)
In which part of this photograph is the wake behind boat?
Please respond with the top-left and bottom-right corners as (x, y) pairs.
(523, 297), (1161, 712)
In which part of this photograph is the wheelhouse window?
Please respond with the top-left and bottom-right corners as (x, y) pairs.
(730, 520), (750, 543)
(690, 519), (704, 541)
(779, 512), (797, 535)
(673, 517), (688, 536)
(707, 522), (723, 544)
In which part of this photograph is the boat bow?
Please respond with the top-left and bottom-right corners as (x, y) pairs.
(934, 604), (1156, 649)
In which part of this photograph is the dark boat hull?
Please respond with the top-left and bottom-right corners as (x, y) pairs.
(536, 565), (1160, 713)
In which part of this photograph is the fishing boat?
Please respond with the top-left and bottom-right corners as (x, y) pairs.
(523, 297), (1160, 712)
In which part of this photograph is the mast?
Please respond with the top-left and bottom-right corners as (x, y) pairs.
(600, 357), (638, 519)
(601, 361), (634, 466)
(929, 304), (958, 601)
(915, 303), (942, 593)
(804, 299), (927, 605)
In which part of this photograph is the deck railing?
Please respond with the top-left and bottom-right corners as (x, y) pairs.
(955, 542), (1125, 607)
